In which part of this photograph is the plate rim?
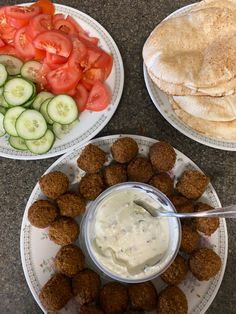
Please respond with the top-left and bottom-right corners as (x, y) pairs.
(143, 3), (236, 151)
(0, 3), (124, 160)
(20, 134), (228, 314)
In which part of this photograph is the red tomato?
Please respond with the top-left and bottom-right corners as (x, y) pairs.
(33, 0), (55, 15)
(80, 47), (102, 71)
(66, 16), (86, 34)
(46, 64), (82, 93)
(53, 19), (76, 34)
(0, 44), (22, 58)
(26, 14), (52, 41)
(78, 33), (99, 47)
(14, 27), (35, 60)
(0, 38), (5, 47)
(68, 46), (87, 71)
(82, 68), (105, 90)
(33, 30), (72, 58)
(94, 51), (113, 79)
(86, 81), (110, 111)
(6, 16), (29, 28)
(81, 79), (93, 91)
(34, 48), (46, 61)
(74, 83), (88, 112)
(5, 6), (41, 20)
(53, 13), (64, 24)
(0, 8), (16, 44)
(46, 52), (67, 65)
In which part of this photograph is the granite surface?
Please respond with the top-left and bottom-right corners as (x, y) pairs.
(0, 0), (236, 313)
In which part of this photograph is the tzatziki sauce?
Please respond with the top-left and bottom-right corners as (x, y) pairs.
(91, 188), (170, 279)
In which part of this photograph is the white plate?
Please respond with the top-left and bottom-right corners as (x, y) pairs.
(143, 4), (236, 151)
(0, 4), (124, 160)
(20, 134), (228, 314)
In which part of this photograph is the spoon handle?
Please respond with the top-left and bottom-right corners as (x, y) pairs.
(161, 205), (236, 218)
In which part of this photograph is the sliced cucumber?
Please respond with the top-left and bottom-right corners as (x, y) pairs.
(3, 106), (25, 136)
(53, 120), (78, 139)
(15, 109), (47, 140)
(47, 95), (78, 125)
(23, 97), (36, 108)
(0, 96), (8, 108)
(32, 91), (54, 111)
(40, 98), (54, 124)
(4, 78), (34, 106)
(0, 55), (23, 75)
(0, 64), (8, 87)
(26, 129), (55, 154)
(0, 87), (3, 95)
(0, 112), (5, 137)
(9, 136), (28, 151)
(21, 61), (41, 83)
(0, 106), (6, 115)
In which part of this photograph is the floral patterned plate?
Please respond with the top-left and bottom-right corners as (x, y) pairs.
(143, 4), (236, 151)
(20, 135), (228, 313)
(0, 3), (124, 160)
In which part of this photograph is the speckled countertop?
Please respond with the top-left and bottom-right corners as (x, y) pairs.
(0, 0), (236, 313)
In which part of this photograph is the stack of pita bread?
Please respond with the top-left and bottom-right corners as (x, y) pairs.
(143, 0), (236, 140)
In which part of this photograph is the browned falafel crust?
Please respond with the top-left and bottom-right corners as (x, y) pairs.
(39, 171), (69, 199)
(111, 137), (138, 163)
(104, 163), (127, 186)
(180, 224), (200, 254)
(170, 195), (194, 213)
(77, 144), (106, 173)
(28, 200), (57, 228)
(57, 193), (86, 218)
(149, 173), (173, 197)
(161, 254), (188, 285)
(128, 281), (157, 311)
(157, 286), (188, 314)
(127, 157), (153, 183)
(149, 141), (176, 172)
(39, 273), (72, 311)
(194, 203), (219, 236)
(49, 217), (79, 245)
(79, 173), (104, 200)
(79, 304), (104, 314)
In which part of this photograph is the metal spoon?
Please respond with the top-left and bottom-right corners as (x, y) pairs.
(134, 200), (236, 218)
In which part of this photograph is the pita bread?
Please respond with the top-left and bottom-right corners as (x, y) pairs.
(191, 0), (236, 12)
(173, 95), (236, 121)
(143, 6), (236, 91)
(171, 99), (236, 140)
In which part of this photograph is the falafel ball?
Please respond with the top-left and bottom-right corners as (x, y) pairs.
(79, 304), (104, 314)
(79, 173), (104, 200)
(54, 244), (85, 278)
(104, 164), (127, 186)
(176, 170), (209, 200)
(189, 248), (221, 281)
(170, 195), (194, 213)
(149, 173), (174, 197)
(111, 137), (138, 163)
(39, 171), (69, 199)
(149, 141), (176, 172)
(161, 254), (188, 285)
(39, 273), (72, 311)
(157, 286), (188, 314)
(57, 193), (86, 218)
(125, 311), (144, 314)
(28, 200), (57, 228)
(49, 217), (79, 245)
(128, 281), (157, 311)
(180, 224), (200, 254)
(194, 203), (219, 236)
(77, 144), (106, 173)
(100, 282), (129, 314)
(72, 269), (101, 306)
(127, 157), (153, 183)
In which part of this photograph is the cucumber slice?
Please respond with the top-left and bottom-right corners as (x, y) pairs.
(15, 109), (47, 140)
(4, 78), (34, 106)
(21, 61), (41, 83)
(23, 97), (35, 108)
(0, 64), (8, 87)
(47, 95), (78, 125)
(3, 106), (25, 136)
(0, 87), (3, 95)
(0, 112), (5, 137)
(26, 129), (55, 154)
(32, 91), (54, 111)
(0, 106), (6, 115)
(40, 98), (54, 124)
(53, 120), (78, 139)
(0, 96), (8, 108)
(9, 136), (28, 151)
(0, 55), (23, 75)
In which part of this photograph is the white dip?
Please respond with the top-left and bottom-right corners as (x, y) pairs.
(91, 188), (169, 279)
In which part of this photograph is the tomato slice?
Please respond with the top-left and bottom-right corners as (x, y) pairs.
(0, 38), (5, 48)
(46, 64), (82, 93)
(6, 16), (29, 28)
(26, 14), (52, 41)
(66, 16), (86, 34)
(78, 33), (99, 47)
(68, 46), (87, 71)
(14, 27), (35, 60)
(94, 51), (113, 79)
(86, 81), (110, 111)
(33, 0), (55, 15)
(0, 44), (22, 58)
(53, 13), (65, 24)
(0, 8), (16, 44)
(5, 6), (41, 20)
(46, 52), (67, 65)
(53, 18), (76, 34)
(74, 83), (89, 112)
(33, 30), (72, 58)
(82, 68), (105, 90)
(34, 48), (46, 61)
(80, 47), (102, 71)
